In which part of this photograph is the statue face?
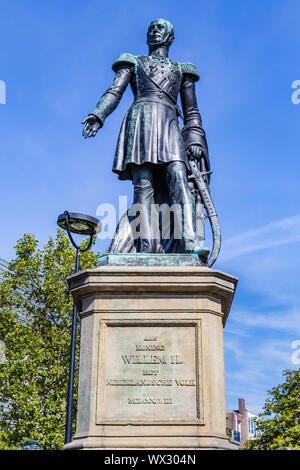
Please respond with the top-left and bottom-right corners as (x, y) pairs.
(147, 20), (168, 45)
(147, 19), (174, 47)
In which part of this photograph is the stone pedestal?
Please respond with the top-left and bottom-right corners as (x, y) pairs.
(65, 258), (237, 450)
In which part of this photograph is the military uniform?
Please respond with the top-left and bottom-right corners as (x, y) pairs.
(89, 52), (209, 253)
(90, 53), (209, 181)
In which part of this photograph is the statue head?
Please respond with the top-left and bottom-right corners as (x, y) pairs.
(147, 19), (174, 48)
(21, 439), (43, 450)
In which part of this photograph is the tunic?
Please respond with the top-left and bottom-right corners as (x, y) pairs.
(89, 53), (209, 181)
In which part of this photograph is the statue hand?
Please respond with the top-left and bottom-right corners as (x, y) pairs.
(82, 115), (102, 138)
(186, 145), (202, 160)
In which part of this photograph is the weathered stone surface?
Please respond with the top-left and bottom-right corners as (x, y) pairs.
(97, 321), (202, 425)
(64, 265), (237, 450)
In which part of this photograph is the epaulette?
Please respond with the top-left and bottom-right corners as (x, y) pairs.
(112, 53), (137, 72)
(180, 62), (200, 82)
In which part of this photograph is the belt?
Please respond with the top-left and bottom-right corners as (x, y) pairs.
(134, 95), (178, 114)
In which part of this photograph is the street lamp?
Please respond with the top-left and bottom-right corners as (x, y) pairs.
(57, 211), (101, 445)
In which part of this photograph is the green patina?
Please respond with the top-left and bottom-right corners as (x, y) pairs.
(21, 439), (43, 450)
(180, 62), (200, 81)
(98, 253), (208, 267)
(112, 52), (137, 72)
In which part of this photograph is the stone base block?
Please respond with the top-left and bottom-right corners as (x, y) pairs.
(65, 264), (237, 450)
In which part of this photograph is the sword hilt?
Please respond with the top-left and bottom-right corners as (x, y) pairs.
(188, 170), (212, 181)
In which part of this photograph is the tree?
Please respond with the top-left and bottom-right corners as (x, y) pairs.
(0, 230), (100, 449)
(245, 369), (300, 450)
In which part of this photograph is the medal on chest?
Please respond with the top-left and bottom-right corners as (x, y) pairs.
(139, 56), (181, 97)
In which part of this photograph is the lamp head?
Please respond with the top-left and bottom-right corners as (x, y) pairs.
(57, 212), (101, 236)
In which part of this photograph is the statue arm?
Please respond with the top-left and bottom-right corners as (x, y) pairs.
(180, 64), (209, 171)
(89, 65), (133, 126)
(82, 64), (133, 138)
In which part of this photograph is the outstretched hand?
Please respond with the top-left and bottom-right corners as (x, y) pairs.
(82, 115), (102, 138)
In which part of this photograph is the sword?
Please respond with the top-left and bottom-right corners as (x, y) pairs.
(187, 158), (221, 267)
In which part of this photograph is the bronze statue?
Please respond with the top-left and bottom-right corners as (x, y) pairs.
(82, 19), (220, 265)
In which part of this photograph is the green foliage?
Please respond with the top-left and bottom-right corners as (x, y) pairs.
(244, 369), (300, 450)
(0, 230), (100, 450)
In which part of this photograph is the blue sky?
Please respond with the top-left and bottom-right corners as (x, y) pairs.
(0, 0), (300, 414)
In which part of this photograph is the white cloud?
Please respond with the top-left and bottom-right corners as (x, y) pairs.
(221, 211), (300, 413)
(220, 214), (300, 262)
(231, 308), (300, 335)
(224, 333), (297, 414)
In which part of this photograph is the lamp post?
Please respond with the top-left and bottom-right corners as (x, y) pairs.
(57, 211), (101, 445)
